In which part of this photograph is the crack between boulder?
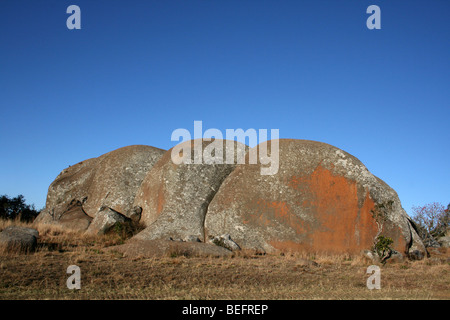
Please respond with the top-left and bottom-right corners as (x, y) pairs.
(200, 167), (237, 243)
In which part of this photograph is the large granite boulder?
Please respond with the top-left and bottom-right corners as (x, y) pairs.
(133, 139), (247, 242)
(35, 145), (165, 229)
(35, 157), (98, 225)
(204, 139), (426, 256)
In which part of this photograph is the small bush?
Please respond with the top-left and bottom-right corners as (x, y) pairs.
(111, 221), (145, 242)
(374, 235), (393, 264)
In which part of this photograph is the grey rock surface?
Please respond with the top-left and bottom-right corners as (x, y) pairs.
(437, 236), (450, 248)
(133, 139), (247, 242)
(0, 226), (39, 252)
(54, 199), (92, 231)
(35, 145), (165, 225)
(209, 234), (241, 251)
(85, 207), (129, 235)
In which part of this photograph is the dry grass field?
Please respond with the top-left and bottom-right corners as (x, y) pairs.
(0, 219), (449, 300)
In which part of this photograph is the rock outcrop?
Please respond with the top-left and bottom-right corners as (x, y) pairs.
(35, 145), (165, 230)
(36, 139), (427, 259)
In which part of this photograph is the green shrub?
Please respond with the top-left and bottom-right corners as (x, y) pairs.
(374, 235), (393, 264)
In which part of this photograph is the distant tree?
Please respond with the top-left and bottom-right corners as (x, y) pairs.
(0, 194), (40, 222)
(411, 202), (450, 247)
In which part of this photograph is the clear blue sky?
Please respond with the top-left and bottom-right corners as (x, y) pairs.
(0, 1), (449, 216)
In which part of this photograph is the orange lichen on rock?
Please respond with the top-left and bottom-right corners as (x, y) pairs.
(243, 200), (308, 235)
(270, 165), (380, 254)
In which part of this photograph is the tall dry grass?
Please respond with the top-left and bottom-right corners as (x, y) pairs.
(0, 217), (128, 258)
